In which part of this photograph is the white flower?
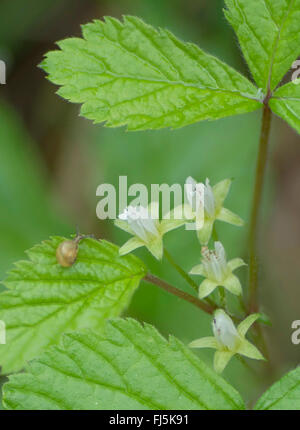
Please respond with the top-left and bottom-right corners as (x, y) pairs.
(203, 178), (215, 217)
(118, 206), (159, 242)
(185, 176), (204, 212)
(190, 241), (246, 299)
(212, 309), (239, 350)
(191, 177), (244, 245)
(189, 310), (265, 373)
(184, 176), (205, 230)
(115, 203), (185, 260)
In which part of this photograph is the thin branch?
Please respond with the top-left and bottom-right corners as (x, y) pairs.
(163, 247), (216, 308)
(164, 248), (198, 292)
(143, 273), (216, 315)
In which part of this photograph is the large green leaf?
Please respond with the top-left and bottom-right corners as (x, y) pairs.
(41, 16), (261, 131)
(0, 237), (146, 374)
(255, 366), (300, 409)
(224, 0), (300, 91)
(270, 81), (300, 134)
(3, 319), (245, 410)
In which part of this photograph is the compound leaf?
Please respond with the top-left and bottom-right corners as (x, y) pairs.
(0, 237), (146, 374)
(3, 319), (245, 410)
(41, 16), (261, 131)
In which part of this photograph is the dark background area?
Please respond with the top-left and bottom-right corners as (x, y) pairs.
(0, 0), (300, 407)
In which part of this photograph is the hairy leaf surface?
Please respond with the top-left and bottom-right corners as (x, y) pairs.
(3, 319), (245, 410)
(0, 238), (146, 374)
(224, 0), (300, 91)
(41, 16), (261, 130)
(255, 366), (300, 409)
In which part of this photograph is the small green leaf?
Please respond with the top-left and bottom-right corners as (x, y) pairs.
(224, 0), (300, 91)
(255, 366), (300, 410)
(3, 319), (245, 410)
(41, 16), (261, 131)
(270, 81), (300, 134)
(0, 237), (146, 374)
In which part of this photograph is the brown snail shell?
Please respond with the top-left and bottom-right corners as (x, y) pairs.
(56, 240), (79, 267)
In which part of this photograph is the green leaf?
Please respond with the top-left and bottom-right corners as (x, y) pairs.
(270, 81), (300, 133)
(224, 0), (300, 91)
(3, 319), (245, 410)
(255, 366), (300, 409)
(0, 237), (146, 374)
(41, 16), (261, 131)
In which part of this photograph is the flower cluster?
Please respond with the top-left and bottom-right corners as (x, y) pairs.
(115, 176), (243, 260)
(114, 176), (264, 373)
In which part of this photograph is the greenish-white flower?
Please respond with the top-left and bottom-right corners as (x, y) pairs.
(190, 241), (245, 299)
(189, 310), (265, 373)
(184, 176), (205, 230)
(197, 177), (243, 245)
(115, 203), (185, 260)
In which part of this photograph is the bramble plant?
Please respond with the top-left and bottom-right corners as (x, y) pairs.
(1, 1), (300, 410)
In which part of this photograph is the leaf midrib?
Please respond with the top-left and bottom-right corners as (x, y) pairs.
(110, 321), (210, 409)
(256, 377), (300, 410)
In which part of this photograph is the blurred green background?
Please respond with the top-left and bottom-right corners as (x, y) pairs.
(0, 0), (300, 408)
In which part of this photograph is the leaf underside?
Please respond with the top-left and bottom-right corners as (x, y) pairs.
(3, 319), (245, 410)
(255, 366), (300, 410)
(0, 237), (146, 374)
(224, 0), (300, 92)
(41, 16), (261, 131)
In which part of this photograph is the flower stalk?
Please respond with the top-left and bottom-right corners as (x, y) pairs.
(143, 273), (217, 315)
(164, 248), (199, 293)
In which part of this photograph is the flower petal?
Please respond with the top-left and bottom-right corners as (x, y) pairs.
(189, 337), (218, 349)
(195, 213), (204, 231)
(197, 218), (214, 245)
(217, 207), (244, 226)
(148, 201), (160, 220)
(159, 218), (186, 235)
(189, 264), (205, 276)
(213, 179), (231, 208)
(147, 237), (163, 260)
(228, 257), (246, 272)
(213, 350), (234, 374)
(164, 204), (194, 222)
(238, 340), (265, 360)
(119, 237), (144, 256)
(223, 274), (242, 296)
(114, 219), (134, 235)
(237, 313), (260, 337)
(199, 279), (218, 299)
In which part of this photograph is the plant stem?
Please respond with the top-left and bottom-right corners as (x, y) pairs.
(212, 225), (218, 242)
(164, 248), (198, 293)
(164, 247), (216, 308)
(144, 273), (216, 315)
(219, 287), (226, 309)
(248, 103), (272, 313)
(144, 273), (243, 323)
